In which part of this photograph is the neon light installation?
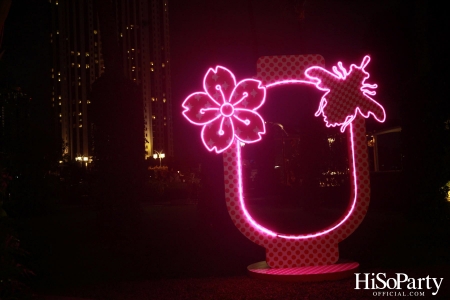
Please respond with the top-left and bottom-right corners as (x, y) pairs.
(305, 55), (385, 132)
(182, 55), (385, 268)
(182, 66), (266, 153)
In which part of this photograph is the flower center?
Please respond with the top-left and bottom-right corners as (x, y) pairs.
(220, 103), (234, 117)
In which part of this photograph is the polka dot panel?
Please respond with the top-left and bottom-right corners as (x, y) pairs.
(223, 118), (370, 267)
(255, 54), (325, 85)
(221, 88), (372, 267)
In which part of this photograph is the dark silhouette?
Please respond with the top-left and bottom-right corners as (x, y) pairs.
(89, 0), (146, 233)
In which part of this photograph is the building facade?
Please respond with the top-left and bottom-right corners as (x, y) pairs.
(116, 0), (174, 160)
(50, 0), (173, 162)
(50, 0), (104, 161)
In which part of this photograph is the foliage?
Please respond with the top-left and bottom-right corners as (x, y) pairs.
(0, 166), (34, 299)
(0, 230), (34, 300)
(0, 170), (11, 218)
(146, 167), (189, 202)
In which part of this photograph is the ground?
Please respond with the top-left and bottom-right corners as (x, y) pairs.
(10, 198), (449, 299)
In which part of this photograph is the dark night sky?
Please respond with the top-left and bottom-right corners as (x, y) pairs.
(2, 0), (447, 169)
(1, 0), (50, 100)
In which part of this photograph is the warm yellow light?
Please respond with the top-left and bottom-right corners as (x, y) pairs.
(446, 182), (450, 200)
(75, 156), (89, 163)
(153, 154), (157, 159)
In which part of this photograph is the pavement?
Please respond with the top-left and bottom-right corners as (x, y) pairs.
(12, 199), (450, 299)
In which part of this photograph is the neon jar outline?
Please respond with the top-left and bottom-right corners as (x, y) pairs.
(182, 55), (385, 267)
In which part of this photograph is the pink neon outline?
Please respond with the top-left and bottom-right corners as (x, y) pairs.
(305, 55), (386, 132)
(182, 92), (221, 126)
(220, 103), (234, 117)
(232, 122), (358, 239)
(182, 56), (386, 240)
(265, 80), (317, 89)
(236, 141), (277, 237)
(182, 66), (267, 153)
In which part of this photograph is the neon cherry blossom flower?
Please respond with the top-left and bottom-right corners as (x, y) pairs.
(182, 66), (266, 153)
(305, 55), (386, 132)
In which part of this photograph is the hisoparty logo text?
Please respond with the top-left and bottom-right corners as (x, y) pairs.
(355, 273), (444, 296)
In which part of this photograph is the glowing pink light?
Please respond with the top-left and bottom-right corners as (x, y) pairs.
(305, 55), (386, 132)
(229, 121), (358, 240)
(181, 56), (387, 266)
(277, 122), (358, 239)
(182, 66), (267, 153)
(236, 140), (277, 237)
(265, 79), (316, 89)
(182, 58), (386, 239)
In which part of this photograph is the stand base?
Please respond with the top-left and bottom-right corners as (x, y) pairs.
(247, 260), (359, 282)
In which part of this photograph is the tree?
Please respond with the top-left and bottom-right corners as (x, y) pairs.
(89, 0), (146, 227)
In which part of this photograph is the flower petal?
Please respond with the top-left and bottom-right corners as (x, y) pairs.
(182, 92), (221, 125)
(203, 66), (237, 104)
(231, 79), (266, 110)
(233, 109), (266, 143)
(201, 117), (234, 153)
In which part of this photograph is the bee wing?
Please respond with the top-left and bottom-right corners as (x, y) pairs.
(357, 95), (386, 123)
(304, 67), (339, 91)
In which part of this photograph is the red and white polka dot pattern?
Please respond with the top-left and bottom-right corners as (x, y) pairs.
(255, 54), (325, 85)
(223, 107), (370, 268)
